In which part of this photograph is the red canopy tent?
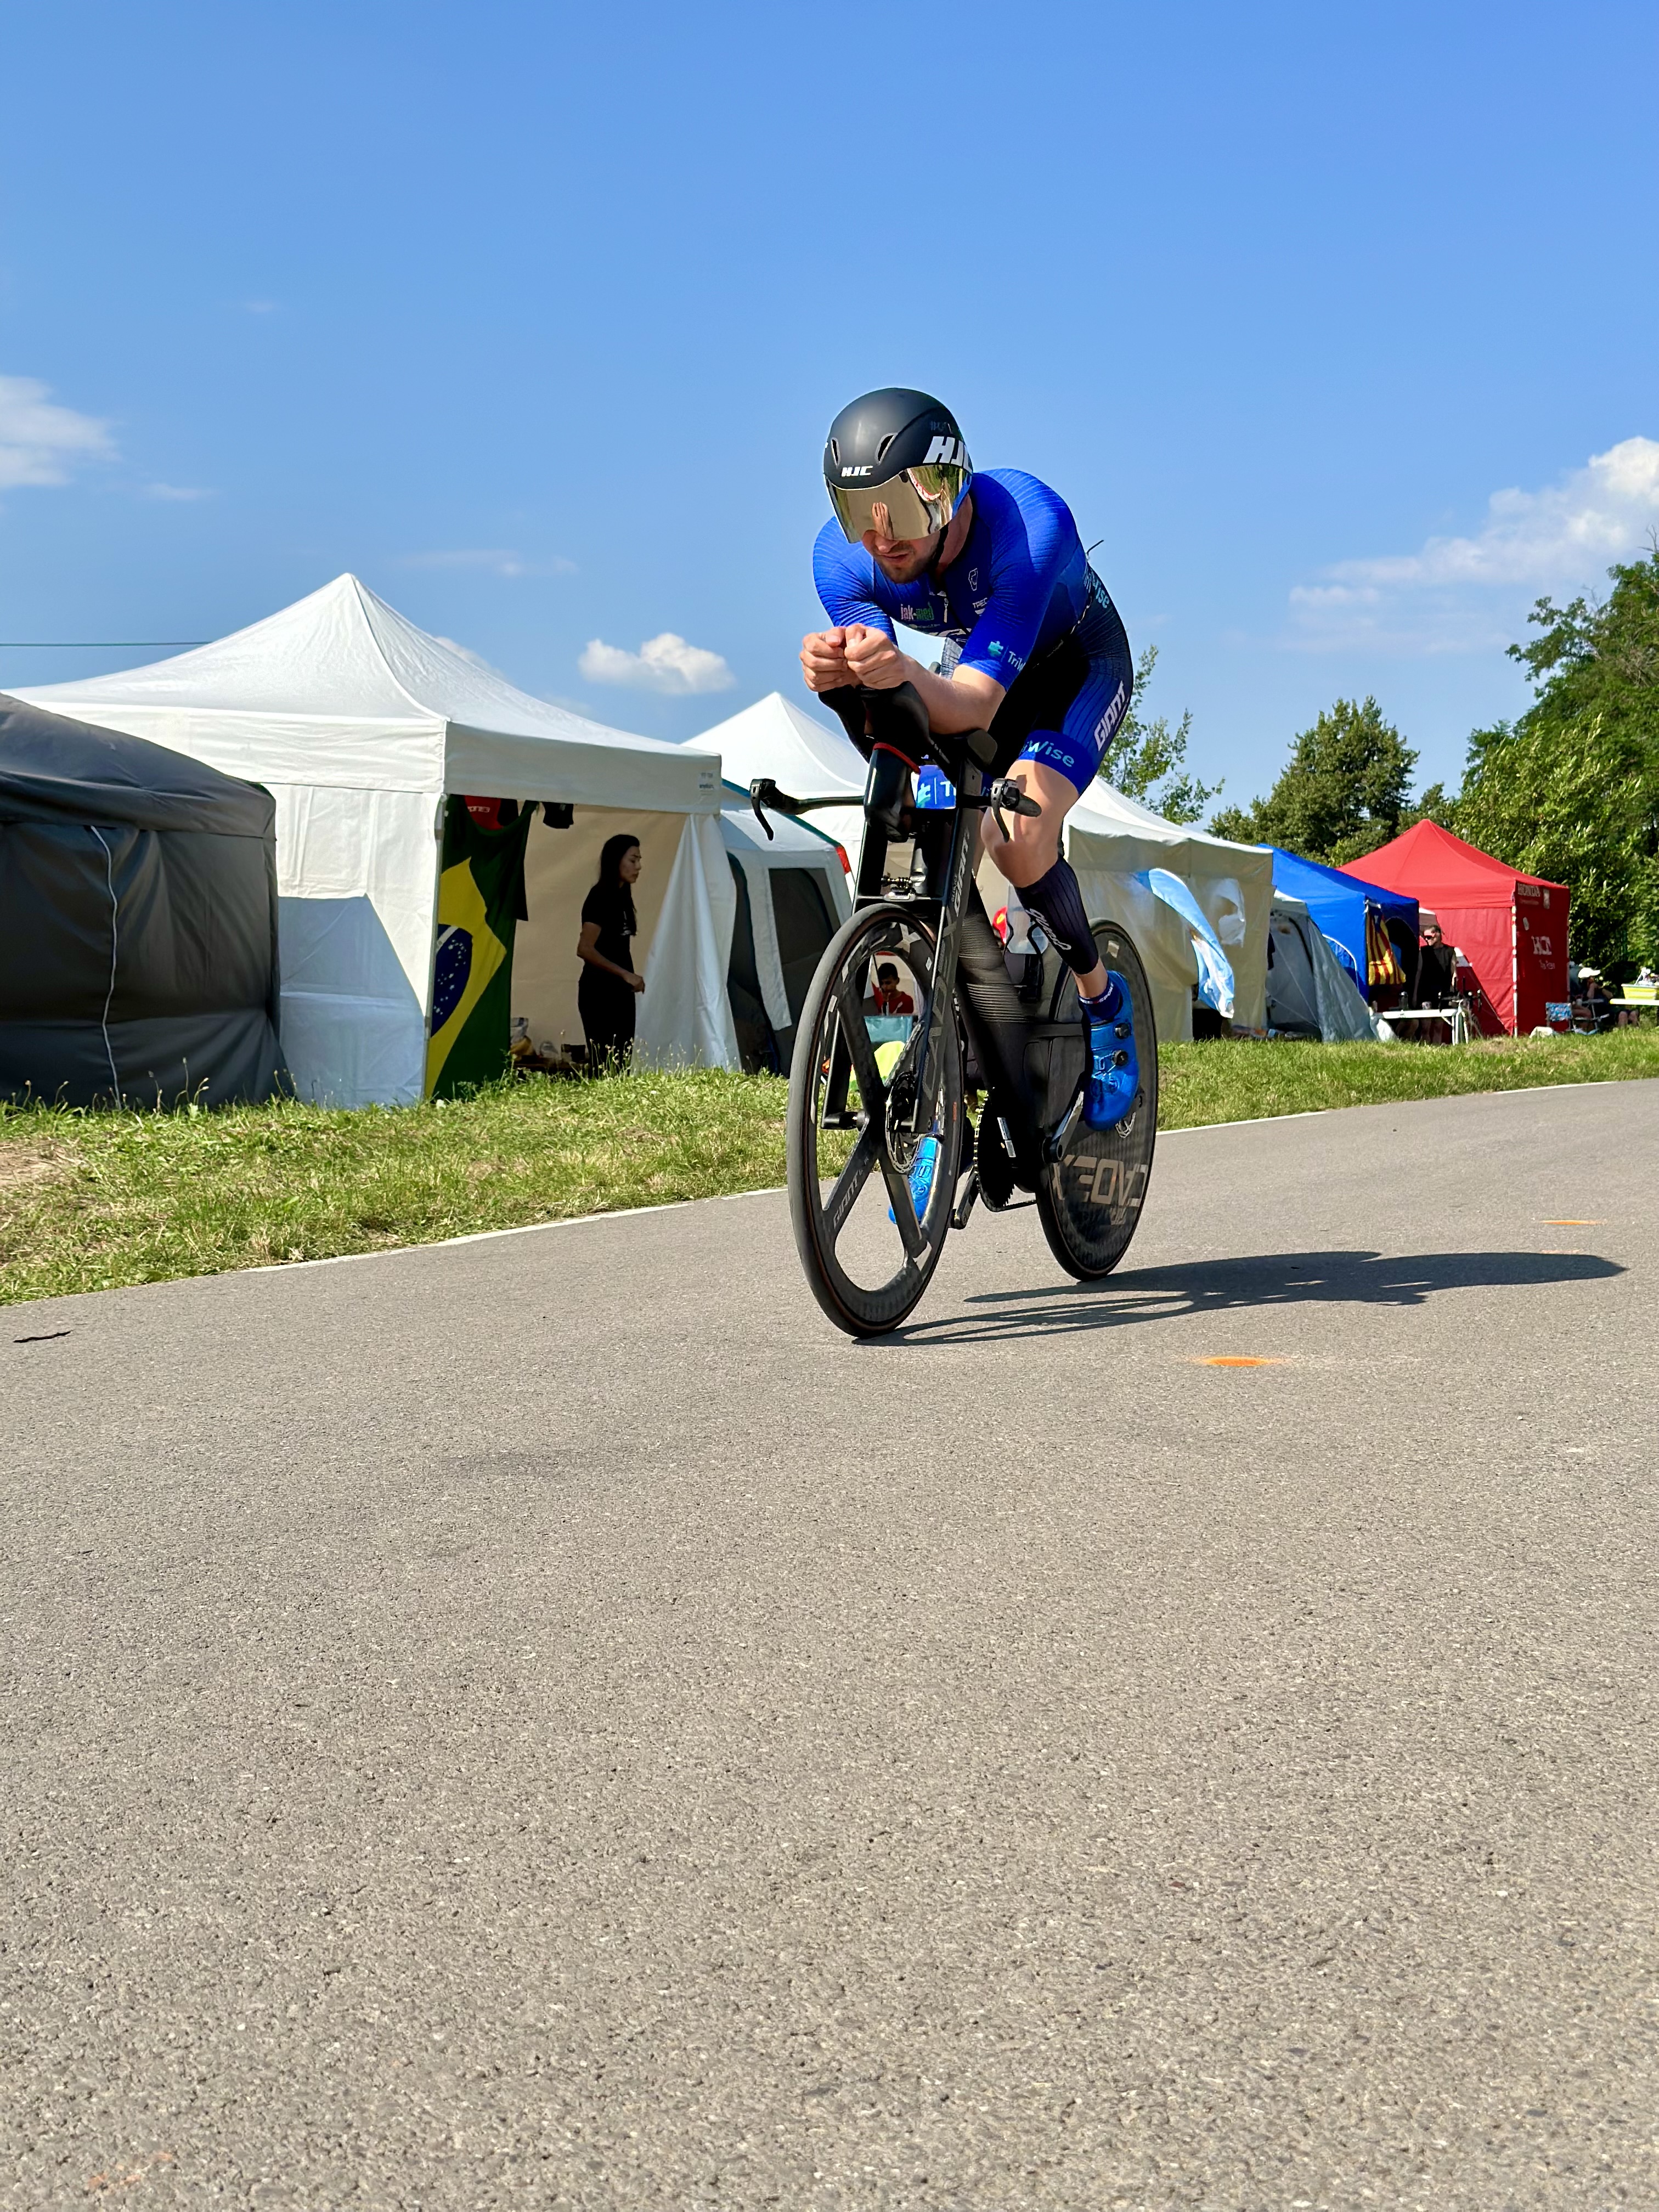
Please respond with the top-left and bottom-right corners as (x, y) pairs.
(1339, 821), (1569, 1035)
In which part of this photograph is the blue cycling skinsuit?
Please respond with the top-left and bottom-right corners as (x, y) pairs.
(814, 464), (1143, 1133)
(811, 466), (1133, 791)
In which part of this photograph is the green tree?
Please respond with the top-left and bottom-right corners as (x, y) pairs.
(1208, 696), (1417, 864)
(1451, 548), (1659, 969)
(1098, 645), (1222, 826)
(1455, 713), (1659, 971)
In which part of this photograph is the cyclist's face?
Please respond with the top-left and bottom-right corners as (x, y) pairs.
(862, 513), (941, 583)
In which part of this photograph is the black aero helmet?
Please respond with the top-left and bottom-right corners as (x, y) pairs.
(823, 387), (972, 544)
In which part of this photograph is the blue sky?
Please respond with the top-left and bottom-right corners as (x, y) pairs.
(2, 1), (1656, 808)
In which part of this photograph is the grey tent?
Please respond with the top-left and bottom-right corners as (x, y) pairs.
(1266, 893), (1381, 1042)
(0, 695), (284, 1107)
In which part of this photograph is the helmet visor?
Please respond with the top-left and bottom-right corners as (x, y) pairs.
(827, 462), (968, 544)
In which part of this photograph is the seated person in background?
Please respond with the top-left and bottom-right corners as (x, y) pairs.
(1579, 967), (1614, 1032)
(871, 960), (915, 1017)
(1417, 919), (1455, 1005)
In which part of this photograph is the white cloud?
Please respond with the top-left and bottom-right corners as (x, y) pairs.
(399, 548), (575, 578)
(1288, 436), (1659, 653)
(579, 631), (735, 695)
(0, 375), (115, 489)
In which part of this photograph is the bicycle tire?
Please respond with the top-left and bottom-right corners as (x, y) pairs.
(1032, 916), (1158, 1280)
(787, 902), (965, 1337)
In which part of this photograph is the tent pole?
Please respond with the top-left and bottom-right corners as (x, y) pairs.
(421, 788), (448, 1099)
(1511, 903), (1519, 1036)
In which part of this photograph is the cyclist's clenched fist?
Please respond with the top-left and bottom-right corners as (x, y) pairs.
(799, 624), (853, 693)
(801, 620), (909, 693)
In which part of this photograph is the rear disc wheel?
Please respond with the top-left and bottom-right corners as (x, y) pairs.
(1033, 916), (1158, 1279)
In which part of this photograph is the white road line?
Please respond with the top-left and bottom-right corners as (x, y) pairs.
(250, 1185), (792, 1275)
(172, 1079), (1659, 1280)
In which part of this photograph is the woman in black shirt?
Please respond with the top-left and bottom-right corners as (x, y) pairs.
(1418, 919), (1455, 1005)
(577, 832), (644, 1070)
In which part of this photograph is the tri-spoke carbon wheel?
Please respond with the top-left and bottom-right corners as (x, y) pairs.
(786, 903), (965, 1337)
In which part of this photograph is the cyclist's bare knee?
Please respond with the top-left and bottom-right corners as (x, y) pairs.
(980, 797), (1062, 884)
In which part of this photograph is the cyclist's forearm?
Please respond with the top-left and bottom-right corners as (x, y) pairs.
(898, 658), (1005, 734)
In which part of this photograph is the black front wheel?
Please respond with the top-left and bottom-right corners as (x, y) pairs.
(1031, 916), (1158, 1280)
(787, 903), (965, 1337)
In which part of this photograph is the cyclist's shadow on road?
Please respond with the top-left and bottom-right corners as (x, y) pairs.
(894, 1246), (1623, 1346)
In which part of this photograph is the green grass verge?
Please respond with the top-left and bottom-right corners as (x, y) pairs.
(3, 1032), (1656, 1306)
(1156, 1027), (1659, 1130)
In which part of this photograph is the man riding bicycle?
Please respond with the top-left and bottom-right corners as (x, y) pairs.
(800, 386), (1138, 1131)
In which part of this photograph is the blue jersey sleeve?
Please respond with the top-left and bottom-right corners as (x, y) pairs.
(812, 521), (895, 638)
(955, 473), (1080, 688)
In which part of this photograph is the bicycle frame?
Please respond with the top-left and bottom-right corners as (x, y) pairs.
(754, 684), (1049, 1157)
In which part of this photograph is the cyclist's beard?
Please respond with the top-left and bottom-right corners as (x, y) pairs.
(872, 534), (941, 585)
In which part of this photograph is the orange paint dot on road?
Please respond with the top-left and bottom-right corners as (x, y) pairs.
(1196, 1356), (1282, 1368)
(1541, 1220), (1602, 1226)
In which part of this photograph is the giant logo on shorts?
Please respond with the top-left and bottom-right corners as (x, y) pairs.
(1093, 681), (1128, 748)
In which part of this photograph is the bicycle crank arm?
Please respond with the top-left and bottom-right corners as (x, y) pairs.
(1042, 1075), (1087, 1163)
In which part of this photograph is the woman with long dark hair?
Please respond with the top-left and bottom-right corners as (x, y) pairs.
(577, 832), (644, 1070)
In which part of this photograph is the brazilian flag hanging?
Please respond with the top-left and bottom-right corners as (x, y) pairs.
(426, 799), (534, 1097)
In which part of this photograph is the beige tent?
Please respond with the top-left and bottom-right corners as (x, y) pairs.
(1023, 783), (1273, 1041)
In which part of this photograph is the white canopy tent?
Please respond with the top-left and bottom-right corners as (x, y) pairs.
(19, 576), (735, 1103)
(690, 690), (1271, 1042)
(690, 692), (866, 868)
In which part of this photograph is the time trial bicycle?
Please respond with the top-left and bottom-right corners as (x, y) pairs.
(748, 681), (1156, 1337)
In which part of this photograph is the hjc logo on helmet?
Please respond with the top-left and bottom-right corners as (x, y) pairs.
(923, 435), (965, 466)
(839, 465), (873, 478)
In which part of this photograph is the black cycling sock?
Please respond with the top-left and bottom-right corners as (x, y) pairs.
(1017, 858), (1099, 977)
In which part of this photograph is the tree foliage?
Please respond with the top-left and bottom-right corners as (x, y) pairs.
(1208, 696), (1417, 864)
(1455, 713), (1658, 970)
(1098, 645), (1222, 826)
(1452, 549), (1659, 969)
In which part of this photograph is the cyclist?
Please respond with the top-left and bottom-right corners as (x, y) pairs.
(800, 386), (1138, 1130)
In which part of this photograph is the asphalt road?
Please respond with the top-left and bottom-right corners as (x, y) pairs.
(3, 1082), (1656, 2212)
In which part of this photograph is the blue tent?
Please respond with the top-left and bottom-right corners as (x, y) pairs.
(1269, 848), (1419, 995)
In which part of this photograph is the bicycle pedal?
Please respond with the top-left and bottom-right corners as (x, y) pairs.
(950, 1168), (980, 1232)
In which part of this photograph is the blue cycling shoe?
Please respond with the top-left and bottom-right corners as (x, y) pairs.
(889, 1133), (940, 1228)
(1081, 974), (1138, 1131)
